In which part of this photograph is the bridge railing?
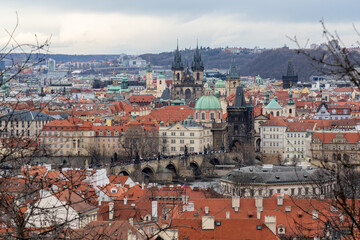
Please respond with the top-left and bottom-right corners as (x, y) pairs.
(98, 150), (228, 168)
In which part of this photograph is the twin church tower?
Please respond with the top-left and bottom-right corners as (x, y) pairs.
(170, 44), (205, 101)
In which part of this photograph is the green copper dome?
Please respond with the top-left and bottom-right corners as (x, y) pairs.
(215, 79), (225, 88)
(195, 95), (222, 110)
(158, 74), (165, 79)
(264, 96), (282, 109)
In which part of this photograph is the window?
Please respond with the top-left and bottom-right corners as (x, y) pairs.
(180, 139), (184, 144)
(190, 133), (194, 136)
(190, 147), (194, 151)
(171, 132), (175, 136)
(190, 140), (194, 144)
(171, 146), (176, 151)
(180, 132), (184, 136)
(171, 139), (175, 144)
(162, 132), (167, 136)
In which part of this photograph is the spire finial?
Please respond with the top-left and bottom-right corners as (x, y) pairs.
(177, 39), (179, 50)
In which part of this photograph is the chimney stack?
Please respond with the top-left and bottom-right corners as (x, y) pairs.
(124, 196), (128, 205)
(277, 195), (283, 206)
(232, 196), (240, 209)
(109, 201), (114, 221)
(152, 201), (158, 219)
(205, 206), (209, 215)
(255, 197), (263, 211)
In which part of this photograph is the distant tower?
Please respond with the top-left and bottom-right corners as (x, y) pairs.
(191, 44), (204, 85)
(171, 43), (184, 83)
(121, 74), (129, 90)
(282, 61), (298, 89)
(226, 60), (241, 97)
(284, 90), (296, 117)
(146, 62), (154, 89)
(157, 73), (167, 96)
(48, 58), (56, 72)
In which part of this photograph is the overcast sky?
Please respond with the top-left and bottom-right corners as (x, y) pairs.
(0, 0), (359, 54)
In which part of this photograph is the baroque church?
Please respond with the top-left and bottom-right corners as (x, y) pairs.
(170, 44), (204, 101)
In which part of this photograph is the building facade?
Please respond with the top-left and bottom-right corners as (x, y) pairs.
(159, 116), (212, 155)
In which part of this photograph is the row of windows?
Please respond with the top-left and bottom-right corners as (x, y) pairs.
(287, 133), (305, 138)
(287, 140), (304, 145)
(287, 147), (304, 152)
(263, 142), (280, 147)
(314, 145), (356, 150)
(163, 132), (195, 136)
(265, 127), (282, 132)
(286, 154), (304, 159)
(170, 146), (195, 152)
(166, 139), (195, 144)
(264, 134), (280, 139)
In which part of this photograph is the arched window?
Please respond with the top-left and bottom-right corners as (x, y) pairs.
(202, 113), (205, 120)
(197, 72), (200, 80)
(176, 73), (180, 80)
(289, 109), (292, 114)
(210, 113), (215, 121)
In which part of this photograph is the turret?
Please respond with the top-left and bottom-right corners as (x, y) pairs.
(171, 43), (184, 82)
(191, 44), (204, 84)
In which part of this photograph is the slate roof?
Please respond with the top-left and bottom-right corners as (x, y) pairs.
(0, 110), (54, 121)
(221, 165), (333, 184)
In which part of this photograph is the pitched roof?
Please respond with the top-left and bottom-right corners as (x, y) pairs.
(261, 117), (287, 127)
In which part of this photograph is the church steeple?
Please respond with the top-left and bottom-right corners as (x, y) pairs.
(228, 60), (240, 78)
(171, 42), (184, 71)
(287, 91), (294, 105)
(191, 44), (204, 72)
(146, 62), (152, 73)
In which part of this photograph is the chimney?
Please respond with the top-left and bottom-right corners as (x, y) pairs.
(265, 216), (276, 234)
(277, 195), (283, 206)
(232, 196), (240, 209)
(205, 206), (209, 215)
(129, 217), (133, 226)
(152, 201), (158, 219)
(202, 216), (215, 230)
(226, 211), (230, 219)
(255, 197), (263, 211)
(257, 209), (261, 219)
(109, 202), (114, 221)
(124, 196), (128, 205)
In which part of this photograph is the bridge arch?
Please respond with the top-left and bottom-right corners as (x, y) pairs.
(118, 170), (130, 176)
(142, 166), (156, 182)
(166, 163), (177, 176)
(209, 158), (220, 165)
(190, 162), (201, 177)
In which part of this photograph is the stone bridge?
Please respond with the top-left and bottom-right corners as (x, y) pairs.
(108, 152), (243, 183)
